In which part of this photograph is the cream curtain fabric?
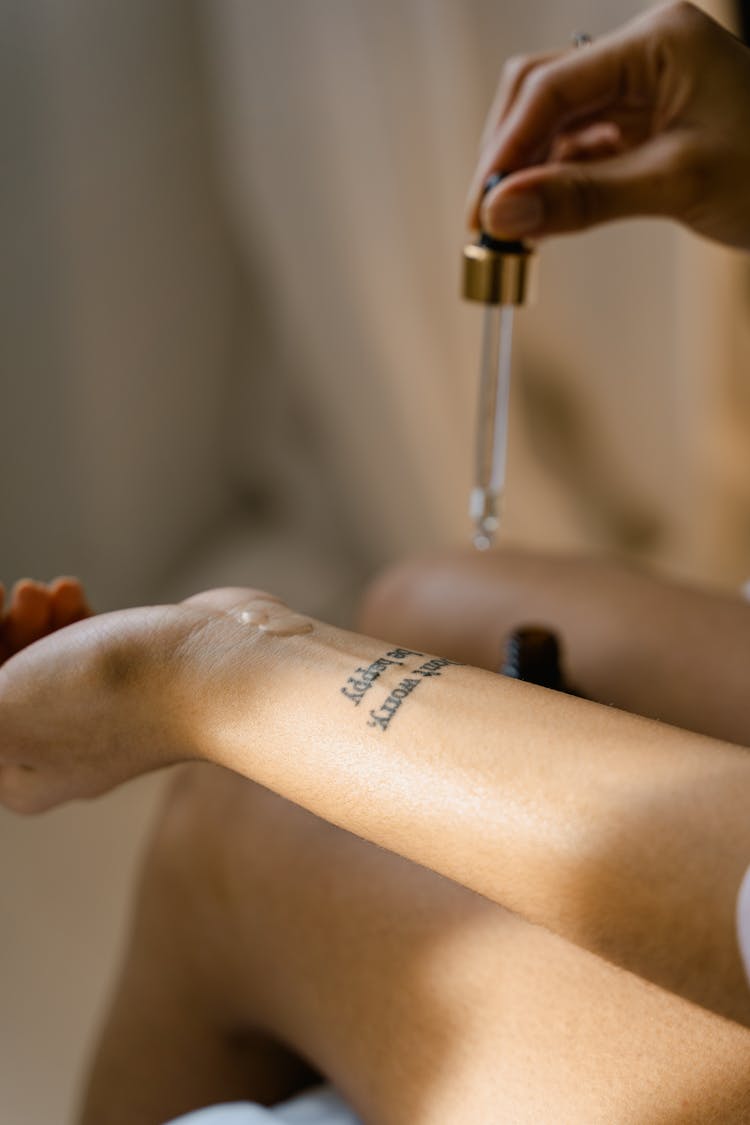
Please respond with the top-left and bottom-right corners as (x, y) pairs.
(2, 0), (747, 616)
(201, 0), (750, 584)
(0, 1), (239, 608)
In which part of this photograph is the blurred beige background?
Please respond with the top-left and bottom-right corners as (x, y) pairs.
(1, 1), (749, 1122)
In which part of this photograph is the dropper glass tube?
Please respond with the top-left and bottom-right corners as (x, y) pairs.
(471, 301), (515, 549)
(462, 220), (534, 549)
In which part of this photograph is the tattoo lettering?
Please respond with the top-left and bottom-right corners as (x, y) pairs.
(367, 677), (422, 731)
(367, 656), (463, 732)
(411, 656), (461, 679)
(340, 647), (424, 705)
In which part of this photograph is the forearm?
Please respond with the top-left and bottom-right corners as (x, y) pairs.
(5, 580), (747, 1019)
(188, 615), (750, 1022)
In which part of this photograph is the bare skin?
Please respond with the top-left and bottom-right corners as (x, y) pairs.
(77, 551), (750, 1124)
(80, 763), (750, 1125)
(3, 566), (750, 1016)
(4, 549), (750, 1120)
(360, 550), (750, 747)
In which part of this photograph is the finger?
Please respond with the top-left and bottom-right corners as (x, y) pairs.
(0, 763), (60, 816)
(49, 577), (92, 630)
(554, 104), (653, 153)
(480, 132), (690, 240)
(468, 19), (656, 226)
(467, 50), (562, 226)
(551, 122), (624, 164)
(479, 49), (562, 152)
(5, 581), (53, 652)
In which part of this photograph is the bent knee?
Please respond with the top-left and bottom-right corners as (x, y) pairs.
(358, 551), (482, 638)
(358, 557), (427, 638)
(153, 763), (277, 865)
(359, 549), (520, 664)
(152, 764), (340, 903)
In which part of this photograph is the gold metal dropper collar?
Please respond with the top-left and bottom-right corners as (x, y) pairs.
(462, 234), (534, 305)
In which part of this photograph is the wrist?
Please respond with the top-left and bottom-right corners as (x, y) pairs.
(95, 605), (226, 771)
(162, 597), (337, 772)
(179, 610), (415, 785)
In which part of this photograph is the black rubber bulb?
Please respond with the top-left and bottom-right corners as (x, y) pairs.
(480, 172), (527, 255)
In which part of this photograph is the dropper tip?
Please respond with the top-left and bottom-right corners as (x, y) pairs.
(469, 488), (501, 551)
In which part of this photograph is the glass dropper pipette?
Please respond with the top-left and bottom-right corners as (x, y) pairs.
(462, 175), (535, 549)
(470, 299), (515, 548)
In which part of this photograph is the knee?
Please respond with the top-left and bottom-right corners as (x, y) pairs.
(360, 550), (481, 627)
(141, 765), (229, 913)
(150, 764), (327, 907)
(358, 548), (508, 656)
(358, 556), (433, 638)
(152, 763), (270, 864)
(143, 765), (269, 913)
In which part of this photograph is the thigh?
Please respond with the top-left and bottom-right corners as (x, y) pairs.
(150, 764), (750, 1125)
(78, 771), (318, 1125)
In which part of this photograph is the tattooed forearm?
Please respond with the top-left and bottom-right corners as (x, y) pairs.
(334, 652), (463, 734)
(340, 647), (424, 706)
(340, 649), (463, 730)
(412, 656), (463, 679)
(367, 656), (463, 730)
(367, 675), (423, 731)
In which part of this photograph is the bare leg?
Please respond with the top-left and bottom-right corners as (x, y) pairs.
(359, 548), (750, 746)
(80, 761), (750, 1125)
(78, 767), (318, 1125)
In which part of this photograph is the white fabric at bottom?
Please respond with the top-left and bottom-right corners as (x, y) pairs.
(737, 866), (750, 987)
(165, 1085), (361, 1125)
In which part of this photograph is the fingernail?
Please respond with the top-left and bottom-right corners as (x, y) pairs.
(482, 191), (543, 238)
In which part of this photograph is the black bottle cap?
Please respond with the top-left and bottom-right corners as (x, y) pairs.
(500, 626), (565, 691)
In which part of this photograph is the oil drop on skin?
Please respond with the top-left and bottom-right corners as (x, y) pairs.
(232, 602), (314, 637)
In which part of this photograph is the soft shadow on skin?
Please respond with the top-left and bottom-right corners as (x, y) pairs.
(569, 758), (750, 1030)
(197, 769), (473, 1125)
(351, 566), (750, 1117)
(92, 762), (750, 1125)
(217, 780), (750, 1125)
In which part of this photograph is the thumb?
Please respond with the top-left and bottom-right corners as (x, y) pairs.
(481, 132), (690, 239)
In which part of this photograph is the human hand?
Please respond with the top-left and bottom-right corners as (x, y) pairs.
(0, 577), (91, 664)
(0, 583), (300, 814)
(467, 2), (750, 250)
